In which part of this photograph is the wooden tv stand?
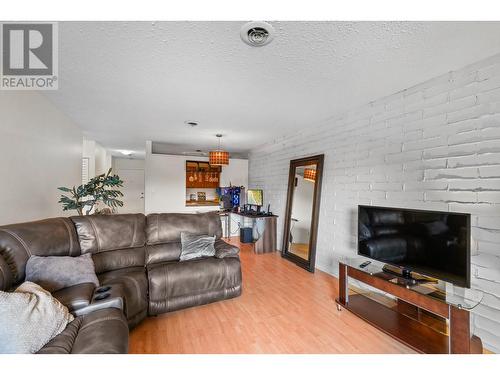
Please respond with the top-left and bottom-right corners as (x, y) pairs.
(335, 260), (482, 354)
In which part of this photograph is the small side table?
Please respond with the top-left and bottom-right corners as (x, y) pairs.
(230, 212), (278, 253)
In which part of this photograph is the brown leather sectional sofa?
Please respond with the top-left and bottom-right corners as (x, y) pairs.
(0, 212), (242, 354)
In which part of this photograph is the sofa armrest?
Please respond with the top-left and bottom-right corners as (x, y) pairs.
(37, 308), (128, 354)
(214, 239), (240, 259)
(52, 283), (95, 312)
(72, 297), (124, 317)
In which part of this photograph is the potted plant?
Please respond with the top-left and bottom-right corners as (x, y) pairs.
(58, 168), (124, 215)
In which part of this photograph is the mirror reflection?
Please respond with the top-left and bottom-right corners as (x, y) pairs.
(288, 164), (316, 260)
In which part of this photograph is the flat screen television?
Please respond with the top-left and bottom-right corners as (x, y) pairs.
(358, 205), (470, 288)
(247, 189), (263, 206)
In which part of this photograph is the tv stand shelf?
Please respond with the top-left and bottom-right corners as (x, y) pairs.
(335, 259), (483, 354)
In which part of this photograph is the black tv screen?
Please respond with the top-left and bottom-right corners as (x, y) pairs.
(358, 205), (471, 288)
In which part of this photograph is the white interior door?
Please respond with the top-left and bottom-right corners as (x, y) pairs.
(118, 169), (145, 214)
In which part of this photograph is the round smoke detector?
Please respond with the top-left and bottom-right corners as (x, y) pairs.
(240, 21), (275, 47)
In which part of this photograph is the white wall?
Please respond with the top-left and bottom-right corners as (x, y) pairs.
(83, 138), (112, 178)
(0, 91), (82, 225)
(113, 157), (145, 171)
(95, 142), (112, 175)
(220, 158), (249, 187)
(249, 53), (500, 353)
(145, 141), (249, 214)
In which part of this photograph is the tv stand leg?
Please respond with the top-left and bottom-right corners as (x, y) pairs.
(450, 306), (476, 354)
(338, 263), (348, 305)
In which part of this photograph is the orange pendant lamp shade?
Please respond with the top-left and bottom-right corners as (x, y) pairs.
(209, 150), (229, 166)
(209, 134), (229, 166)
(303, 168), (316, 182)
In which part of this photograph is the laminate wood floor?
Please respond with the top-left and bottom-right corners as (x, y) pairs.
(129, 237), (415, 354)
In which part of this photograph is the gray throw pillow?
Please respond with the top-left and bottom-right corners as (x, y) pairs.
(25, 253), (99, 292)
(180, 232), (216, 261)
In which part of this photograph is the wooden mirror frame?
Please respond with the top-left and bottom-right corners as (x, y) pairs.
(282, 154), (324, 272)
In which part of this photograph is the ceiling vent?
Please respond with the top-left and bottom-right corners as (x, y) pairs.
(240, 21), (275, 47)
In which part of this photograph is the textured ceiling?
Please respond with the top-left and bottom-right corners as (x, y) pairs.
(44, 21), (500, 156)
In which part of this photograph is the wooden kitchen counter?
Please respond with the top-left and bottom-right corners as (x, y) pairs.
(185, 200), (219, 207)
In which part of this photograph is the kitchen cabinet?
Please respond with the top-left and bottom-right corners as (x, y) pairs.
(186, 161), (221, 188)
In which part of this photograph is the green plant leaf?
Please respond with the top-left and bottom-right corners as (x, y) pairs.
(58, 167), (125, 214)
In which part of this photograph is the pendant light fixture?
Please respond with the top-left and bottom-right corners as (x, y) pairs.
(303, 168), (316, 182)
(209, 134), (229, 166)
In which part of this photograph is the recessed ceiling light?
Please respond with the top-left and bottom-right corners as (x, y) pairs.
(185, 121), (199, 127)
(240, 21), (275, 47)
(119, 150), (134, 156)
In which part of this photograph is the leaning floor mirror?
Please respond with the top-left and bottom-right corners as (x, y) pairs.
(282, 154), (324, 272)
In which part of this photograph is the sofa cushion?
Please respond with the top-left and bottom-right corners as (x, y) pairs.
(52, 283), (95, 312)
(0, 218), (80, 285)
(146, 212), (222, 245)
(180, 232), (216, 261)
(98, 267), (148, 327)
(214, 239), (240, 259)
(25, 253), (99, 292)
(92, 246), (145, 274)
(0, 281), (74, 354)
(145, 242), (182, 265)
(37, 308), (128, 354)
(71, 214), (146, 254)
(147, 256), (242, 315)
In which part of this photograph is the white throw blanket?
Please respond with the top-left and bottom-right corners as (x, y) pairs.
(0, 281), (74, 353)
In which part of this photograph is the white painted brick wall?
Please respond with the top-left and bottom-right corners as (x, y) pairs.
(248, 53), (500, 353)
